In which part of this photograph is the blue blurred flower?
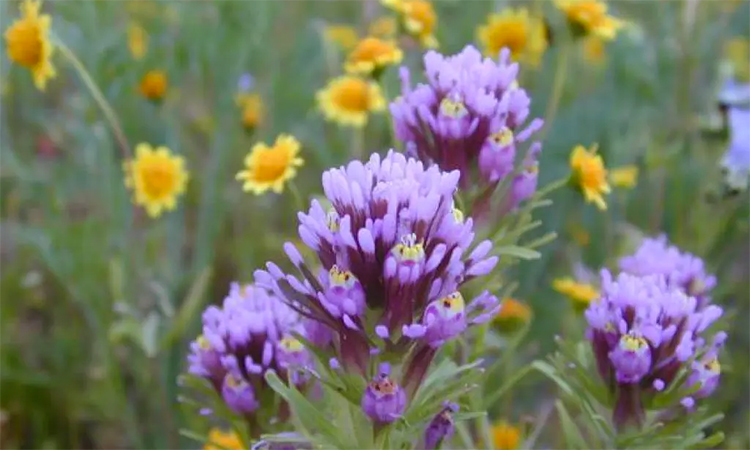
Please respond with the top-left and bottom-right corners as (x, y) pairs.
(721, 107), (750, 191)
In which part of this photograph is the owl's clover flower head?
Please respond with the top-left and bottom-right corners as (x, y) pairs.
(619, 235), (717, 303)
(423, 402), (459, 450)
(361, 363), (407, 424)
(390, 45), (543, 193)
(187, 283), (311, 414)
(254, 151), (500, 390)
(584, 270), (726, 429)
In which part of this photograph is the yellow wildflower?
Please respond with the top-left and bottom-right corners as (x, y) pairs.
(369, 16), (398, 38)
(204, 428), (245, 450)
(324, 25), (359, 51)
(723, 37), (750, 82)
(494, 297), (532, 332)
(124, 143), (189, 218)
(382, 0), (438, 48)
(492, 421), (521, 450)
(139, 69), (167, 101)
(344, 36), (403, 77)
(127, 22), (148, 60)
(476, 8), (547, 67)
(582, 35), (606, 65)
(236, 93), (264, 131)
(316, 75), (385, 127)
(236, 134), (303, 195)
(553, 277), (600, 310)
(555, 0), (623, 40)
(609, 165), (638, 189)
(4, 0), (56, 91)
(569, 144), (610, 210)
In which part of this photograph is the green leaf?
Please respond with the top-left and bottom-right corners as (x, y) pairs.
(483, 364), (534, 408)
(691, 431), (725, 449)
(532, 360), (575, 397)
(161, 267), (212, 350)
(495, 245), (541, 260)
(141, 311), (161, 357)
(555, 400), (588, 450)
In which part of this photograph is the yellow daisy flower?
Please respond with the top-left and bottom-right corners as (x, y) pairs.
(236, 93), (264, 131)
(476, 8), (547, 67)
(382, 0), (438, 49)
(139, 69), (167, 101)
(4, 0), (56, 91)
(553, 277), (600, 310)
(609, 164), (638, 189)
(369, 16), (398, 38)
(324, 24), (359, 51)
(569, 144), (611, 210)
(582, 35), (606, 65)
(344, 36), (403, 77)
(127, 22), (148, 60)
(492, 421), (521, 450)
(124, 143), (189, 218)
(236, 134), (304, 195)
(316, 75), (385, 127)
(555, 0), (623, 40)
(204, 428), (245, 450)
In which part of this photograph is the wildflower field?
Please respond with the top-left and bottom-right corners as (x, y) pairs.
(2, 0), (749, 449)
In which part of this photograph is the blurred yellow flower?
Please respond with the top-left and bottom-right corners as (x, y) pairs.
(570, 144), (610, 210)
(555, 0), (623, 40)
(236, 134), (303, 195)
(553, 277), (599, 309)
(127, 22), (148, 60)
(344, 37), (403, 77)
(495, 297), (532, 332)
(316, 75), (385, 127)
(236, 93), (264, 131)
(582, 35), (606, 65)
(4, 0), (56, 91)
(476, 8), (547, 67)
(124, 143), (189, 218)
(609, 165), (638, 189)
(369, 16), (398, 38)
(492, 421), (521, 450)
(139, 69), (167, 101)
(570, 226), (590, 247)
(324, 25), (358, 51)
(204, 428), (245, 450)
(382, 0), (438, 48)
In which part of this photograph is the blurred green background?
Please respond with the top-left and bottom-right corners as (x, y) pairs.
(1, 0), (748, 448)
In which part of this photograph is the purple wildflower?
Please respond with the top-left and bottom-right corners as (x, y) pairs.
(361, 364), (407, 424)
(187, 283), (312, 415)
(619, 235), (717, 306)
(254, 151), (500, 397)
(422, 402), (458, 450)
(721, 107), (750, 191)
(390, 45), (543, 196)
(584, 270), (726, 429)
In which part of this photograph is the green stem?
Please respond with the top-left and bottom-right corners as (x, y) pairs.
(52, 35), (131, 159)
(541, 41), (571, 142)
(353, 125), (365, 160)
(287, 181), (306, 212)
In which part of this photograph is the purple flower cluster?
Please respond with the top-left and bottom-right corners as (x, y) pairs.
(187, 283), (311, 415)
(390, 45), (543, 206)
(254, 151), (501, 419)
(585, 263), (725, 428)
(619, 235), (717, 307)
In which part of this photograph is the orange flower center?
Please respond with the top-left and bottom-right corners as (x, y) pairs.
(579, 158), (607, 189)
(349, 37), (394, 63)
(141, 161), (177, 199)
(405, 0), (436, 33)
(331, 79), (370, 112)
(567, 1), (607, 26)
(253, 145), (291, 182)
(488, 21), (527, 56)
(140, 71), (167, 99)
(6, 20), (43, 67)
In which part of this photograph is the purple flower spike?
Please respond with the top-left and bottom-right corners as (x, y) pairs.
(585, 262), (726, 429)
(254, 151), (500, 382)
(222, 373), (259, 414)
(423, 402), (459, 450)
(390, 45), (543, 191)
(361, 370), (407, 424)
